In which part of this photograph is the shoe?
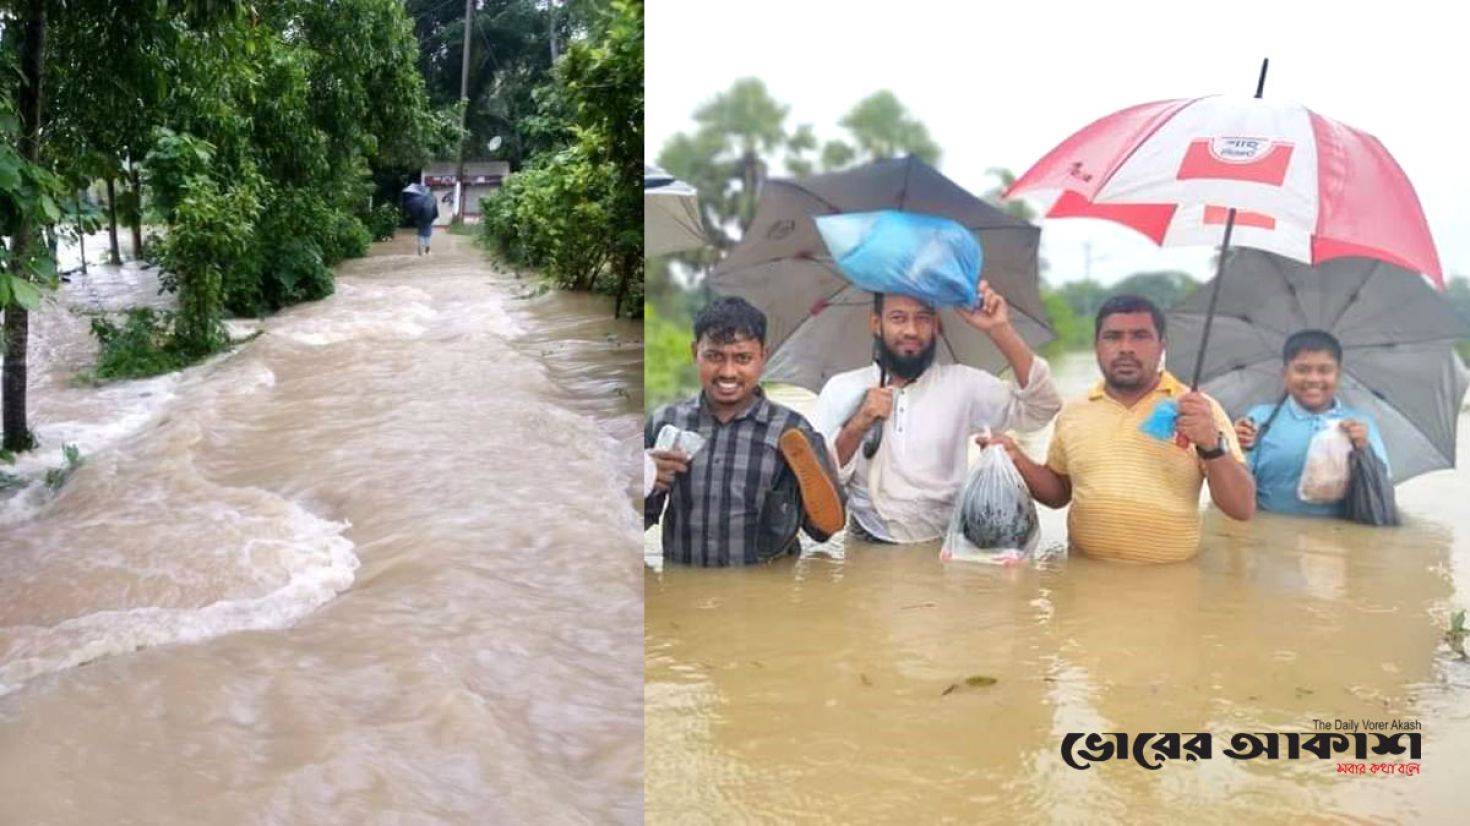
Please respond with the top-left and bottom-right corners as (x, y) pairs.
(778, 429), (845, 538)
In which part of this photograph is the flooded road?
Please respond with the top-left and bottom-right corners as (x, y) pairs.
(1, 231), (643, 824)
(645, 352), (1470, 823)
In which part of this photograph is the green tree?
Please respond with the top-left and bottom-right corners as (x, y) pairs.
(821, 90), (941, 171)
(684, 77), (790, 244)
(1039, 286), (1089, 354)
(1112, 270), (1200, 310)
(644, 301), (698, 412)
(407, 0), (581, 173)
(980, 167), (1036, 223)
(1, 0), (59, 450)
(1056, 278), (1108, 321)
(555, 0), (641, 316)
(477, 0), (643, 316)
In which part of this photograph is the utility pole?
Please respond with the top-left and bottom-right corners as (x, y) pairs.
(548, 0), (558, 62)
(1082, 241), (1110, 282)
(452, 0), (474, 226)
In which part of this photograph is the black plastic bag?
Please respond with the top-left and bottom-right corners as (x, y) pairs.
(1344, 446), (1399, 526)
(754, 467), (803, 562)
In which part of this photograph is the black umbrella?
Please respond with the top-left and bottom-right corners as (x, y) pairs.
(400, 183), (437, 225)
(1166, 249), (1470, 482)
(708, 156), (1052, 393)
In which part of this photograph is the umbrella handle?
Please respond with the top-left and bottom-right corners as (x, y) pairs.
(862, 361), (887, 459)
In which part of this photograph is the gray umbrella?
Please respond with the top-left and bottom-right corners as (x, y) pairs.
(707, 156), (1052, 393)
(645, 164), (706, 258)
(1165, 249), (1470, 482)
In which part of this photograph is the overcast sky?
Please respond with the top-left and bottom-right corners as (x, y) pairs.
(646, 0), (1469, 286)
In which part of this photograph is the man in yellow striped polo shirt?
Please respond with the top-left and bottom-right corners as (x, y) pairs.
(984, 295), (1255, 562)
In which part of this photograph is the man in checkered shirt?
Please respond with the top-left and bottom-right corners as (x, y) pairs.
(646, 297), (845, 567)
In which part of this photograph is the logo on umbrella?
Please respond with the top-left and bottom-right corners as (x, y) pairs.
(1179, 138), (1294, 185)
(765, 219), (796, 241)
(1210, 137), (1272, 162)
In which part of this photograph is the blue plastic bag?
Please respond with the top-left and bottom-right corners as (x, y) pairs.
(1138, 398), (1178, 441)
(815, 210), (982, 308)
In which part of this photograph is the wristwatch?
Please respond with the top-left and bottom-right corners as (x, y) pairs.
(1196, 430), (1228, 460)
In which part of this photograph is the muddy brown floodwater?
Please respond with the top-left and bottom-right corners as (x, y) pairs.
(1, 231), (643, 824)
(646, 352), (1470, 823)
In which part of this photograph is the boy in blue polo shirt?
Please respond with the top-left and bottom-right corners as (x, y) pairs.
(1233, 330), (1390, 517)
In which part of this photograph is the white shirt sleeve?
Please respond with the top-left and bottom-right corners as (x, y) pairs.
(965, 356), (1064, 433)
(809, 372), (869, 484)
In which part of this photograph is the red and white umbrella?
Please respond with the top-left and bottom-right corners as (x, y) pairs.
(1007, 93), (1443, 287)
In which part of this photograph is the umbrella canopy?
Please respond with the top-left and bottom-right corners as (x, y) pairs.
(1165, 249), (1470, 481)
(708, 156), (1052, 392)
(1007, 95), (1443, 285)
(400, 183), (436, 225)
(645, 164), (706, 258)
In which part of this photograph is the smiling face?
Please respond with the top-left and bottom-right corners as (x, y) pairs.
(1283, 349), (1340, 412)
(693, 333), (766, 416)
(1096, 311), (1164, 391)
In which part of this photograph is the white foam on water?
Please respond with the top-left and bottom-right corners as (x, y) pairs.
(272, 283), (439, 346)
(0, 491), (358, 698)
(1, 352), (277, 526)
(0, 337), (347, 697)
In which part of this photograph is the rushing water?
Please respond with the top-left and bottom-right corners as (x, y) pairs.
(1, 231), (643, 824)
(645, 352), (1470, 823)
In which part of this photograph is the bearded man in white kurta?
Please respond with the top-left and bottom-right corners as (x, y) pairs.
(808, 284), (1063, 543)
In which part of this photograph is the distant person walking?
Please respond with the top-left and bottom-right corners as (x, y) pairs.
(401, 183), (439, 255)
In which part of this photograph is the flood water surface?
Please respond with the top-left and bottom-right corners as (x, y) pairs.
(645, 352), (1470, 823)
(1, 232), (643, 824)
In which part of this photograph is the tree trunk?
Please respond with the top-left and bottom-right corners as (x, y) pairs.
(106, 176), (122, 264)
(3, 0), (47, 453)
(612, 250), (635, 319)
(129, 162), (144, 259)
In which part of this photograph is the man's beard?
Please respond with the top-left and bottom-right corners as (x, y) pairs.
(876, 335), (937, 381)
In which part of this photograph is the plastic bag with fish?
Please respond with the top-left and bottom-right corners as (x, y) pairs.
(941, 437), (1040, 565)
(1297, 421), (1352, 504)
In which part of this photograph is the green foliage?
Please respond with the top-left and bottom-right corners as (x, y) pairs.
(363, 202), (402, 241)
(658, 80), (942, 248)
(477, 0), (642, 314)
(44, 444), (84, 492)
(1, 62), (65, 308)
(482, 145), (616, 291)
(322, 210), (372, 265)
(1040, 289), (1090, 355)
(1111, 270), (1201, 310)
(141, 128), (216, 220)
(643, 302), (698, 412)
(1038, 272), (1202, 352)
(89, 309), (190, 380)
(832, 91), (941, 168)
(154, 171), (261, 357)
(256, 238), (333, 314)
(409, 0), (582, 170)
(0, 447), (23, 491)
(1054, 279), (1110, 324)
